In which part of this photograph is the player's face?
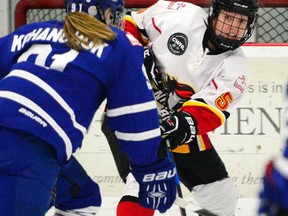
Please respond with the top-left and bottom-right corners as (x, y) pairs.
(104, 8), (115, 26)
(213, 10), (248, 40)
(104, 8), (124, 28)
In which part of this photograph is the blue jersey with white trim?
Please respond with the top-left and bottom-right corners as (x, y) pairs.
(0, 20), (161, 165)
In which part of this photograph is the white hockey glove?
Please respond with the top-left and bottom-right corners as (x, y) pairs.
(160, 111), (197, 150)
(131, 158), (177, 213)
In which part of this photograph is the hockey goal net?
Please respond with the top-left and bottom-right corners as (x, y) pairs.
(15, 0), (288, 43)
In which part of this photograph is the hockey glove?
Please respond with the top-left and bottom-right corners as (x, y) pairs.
(131, 158), (177, 213)
(143, 46), (164, 91)
(259, 157), (288, 216)
(160, 111), (197, 150)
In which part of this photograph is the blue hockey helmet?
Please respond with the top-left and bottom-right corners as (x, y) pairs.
(65, 0), (125, 28)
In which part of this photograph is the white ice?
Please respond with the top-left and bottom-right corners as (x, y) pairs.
(46, 197), (260, 216)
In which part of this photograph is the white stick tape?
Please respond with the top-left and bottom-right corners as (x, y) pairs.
(174, 197), (219, 216)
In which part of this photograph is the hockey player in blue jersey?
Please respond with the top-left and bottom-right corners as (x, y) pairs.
(0, 0), (178, 215)
(49, 0), (128, 215)
(259, 83), (288, 216)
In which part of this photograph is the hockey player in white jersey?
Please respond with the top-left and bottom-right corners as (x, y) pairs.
(258, 83), (288, 216)
(0, 0), (178, 215)
(102, 0), (259, 216)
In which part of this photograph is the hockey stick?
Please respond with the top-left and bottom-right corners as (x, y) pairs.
(166, 140), (187, 216)
(174, 197), (219, 216)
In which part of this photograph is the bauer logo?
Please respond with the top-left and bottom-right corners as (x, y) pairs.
(167, 33), (188, 55)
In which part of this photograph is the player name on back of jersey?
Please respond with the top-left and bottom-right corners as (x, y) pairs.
(10, 27), (108, 58)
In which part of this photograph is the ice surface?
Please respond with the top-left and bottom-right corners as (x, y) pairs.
(46, 197), (260, 216)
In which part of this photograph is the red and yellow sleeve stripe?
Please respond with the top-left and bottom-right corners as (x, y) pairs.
(172, 100), (225, 154)
(181, 100), (226, 135)
(124, 15), (148, 46)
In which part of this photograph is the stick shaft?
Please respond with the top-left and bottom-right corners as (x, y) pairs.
(166, 140), (187, 216)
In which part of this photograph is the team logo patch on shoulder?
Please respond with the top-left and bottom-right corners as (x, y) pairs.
(167, 33), (188, 55)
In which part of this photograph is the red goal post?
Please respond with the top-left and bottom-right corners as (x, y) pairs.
(14, 0), (288, 43)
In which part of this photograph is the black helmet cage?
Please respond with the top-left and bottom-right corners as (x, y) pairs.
(207, 0), (259, 51)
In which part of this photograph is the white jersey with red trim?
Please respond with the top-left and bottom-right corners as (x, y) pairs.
(127, 0), (248, 151)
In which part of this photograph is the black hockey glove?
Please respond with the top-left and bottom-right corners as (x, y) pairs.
(143, 46), (164, 91)
(160, 111), (197, 150)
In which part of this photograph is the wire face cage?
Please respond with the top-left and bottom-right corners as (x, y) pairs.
(14, 0), (287, 43)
